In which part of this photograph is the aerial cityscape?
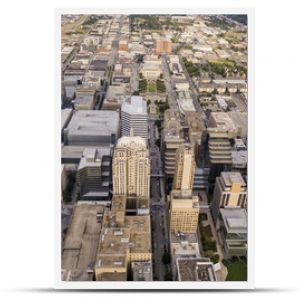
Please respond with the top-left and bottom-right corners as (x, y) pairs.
(61, 14), (248, 282)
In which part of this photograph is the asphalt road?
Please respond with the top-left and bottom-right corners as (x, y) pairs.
(178, 54), (208, 124)
(161, 55), (178, 112)
(96, 16), (124, 110)
(149, 120), (170, 280)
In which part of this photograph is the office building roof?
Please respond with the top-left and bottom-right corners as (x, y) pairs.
(209, 112), (237, 133)
(177, 258), (217, 281)
(219, 208), (247, 233)
(125, 215), (151, 254)
(132, 261), (153, 281)
(61, 203), (106, 281)
(66, 110), (119, 138)
(221, 172), (246, 187)
(116, 135), (147, 149)
(121, 96), (147, 115)
(78, 148), (104, 170)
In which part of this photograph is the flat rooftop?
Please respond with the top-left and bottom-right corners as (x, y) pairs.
(97, 227), (131, 256)
(122, 96), (147, 115)
(125, 215), (151, 254)
(116, 135), (148, 149)
(66, 110), (119, 138)
(78, 148), (102, 170)
(221, 171), (246, 187)
(61, 203), (106, 281)
(170, 231), (199, 244)
(61, 145), (112, 163)
(132, 261), (153, 281)
(177, 258), (217, 281)
(61, 109), (73, 130)
(210, 112), (237, 132)
(177, 98), (196, 112)
(100, 272), (127, 281)
(220, 208), (247, 233)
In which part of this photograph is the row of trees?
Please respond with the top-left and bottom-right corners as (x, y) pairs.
(183, 57), (201, 77)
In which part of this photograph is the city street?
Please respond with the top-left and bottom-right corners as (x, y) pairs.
(149, 119), (169, 280)
(161, 54), (178, 111)
(178, 54), (208, 124)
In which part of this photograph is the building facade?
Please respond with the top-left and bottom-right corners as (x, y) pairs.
(162, 109), (185, 178)
(169, 189), (200, 233)
(77, 148), (112, 200)
(211, 172), (247, 223)
(169, 144), (199, 234)
(121, 96), (148, 139)
(173, 144), (196, 191)
(112, 135), (150, 197)
(155, 38), (172, 54)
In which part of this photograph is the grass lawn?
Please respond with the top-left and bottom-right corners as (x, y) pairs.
(208, 59), (235, 67)
(226, 260), (247, 281)
(148, 81), (157, 93)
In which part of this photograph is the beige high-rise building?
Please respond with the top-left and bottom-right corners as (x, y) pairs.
(173, 144), (196, 191)
(169, 144), (200, 234)
(162, 109), (185, 178)
(211, 172), (247, 223)
(169, 189), (200, 233)
(113, 135), (150, 197)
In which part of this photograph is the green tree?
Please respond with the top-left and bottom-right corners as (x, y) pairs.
(164, 270), (173, 281)
(162, 252), (171, 264)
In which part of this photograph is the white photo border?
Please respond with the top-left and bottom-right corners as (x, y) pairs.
(55, 7), (254, 290)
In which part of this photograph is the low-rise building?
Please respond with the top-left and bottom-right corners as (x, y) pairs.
(140, 63), (162, 80)
(176, 258), (217, 281)
(155, 38), (172, 54)
(73, 88), (96, 110)
(64, 110), (120, 147)
(175, 81), (190, 91)
(131, 261), (153, 281)
(102, 85), (128, 110)
(94, 195), (152, 281)
(62, 203), (106, 281)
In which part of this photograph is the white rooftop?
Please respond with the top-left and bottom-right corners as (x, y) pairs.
(67, 110), (119, 137)
(220, 208), (247, 232)
(122, 96), (147, 115)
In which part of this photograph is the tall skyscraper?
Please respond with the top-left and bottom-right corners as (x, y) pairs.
(169, 144), (200, 233)
(121, 96), (148, 139)
(173, 144), (196, 191)
(162, 109), (185, 178)
(112, 135), (150, 197)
